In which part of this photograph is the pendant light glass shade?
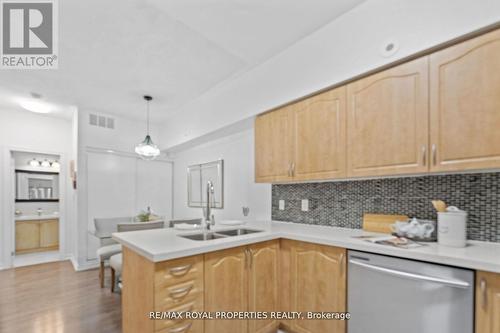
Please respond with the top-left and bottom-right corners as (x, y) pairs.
(135, 95), (160, 160)
(135, 135), (160, 160)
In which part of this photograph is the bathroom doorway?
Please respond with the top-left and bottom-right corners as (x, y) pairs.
(6, 150), (66, 267)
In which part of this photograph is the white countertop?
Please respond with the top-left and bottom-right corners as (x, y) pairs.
(112, 220), (500, 273)
(15, 214), (59, 221)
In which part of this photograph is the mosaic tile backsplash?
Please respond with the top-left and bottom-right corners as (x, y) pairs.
(272, 172), (500, 243)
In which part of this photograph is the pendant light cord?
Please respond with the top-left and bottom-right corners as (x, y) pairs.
(146, 99), (150, 135)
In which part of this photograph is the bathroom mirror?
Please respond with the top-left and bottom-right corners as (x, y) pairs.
(187, 159), (223, 208)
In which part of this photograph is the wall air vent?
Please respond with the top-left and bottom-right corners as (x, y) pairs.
(89, 113), (115, 129)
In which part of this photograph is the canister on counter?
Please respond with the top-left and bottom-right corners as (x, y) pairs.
(438, 206), (467, 248)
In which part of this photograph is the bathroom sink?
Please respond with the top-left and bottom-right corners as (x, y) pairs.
(178, 228), (263, 241)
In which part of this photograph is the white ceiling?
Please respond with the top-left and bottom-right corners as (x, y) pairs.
(0, 0), (365, 122)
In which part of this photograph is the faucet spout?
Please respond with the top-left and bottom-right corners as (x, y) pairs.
(204, 181), (215, 230)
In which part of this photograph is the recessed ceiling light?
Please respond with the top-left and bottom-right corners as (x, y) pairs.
(18, 93), (53, 114)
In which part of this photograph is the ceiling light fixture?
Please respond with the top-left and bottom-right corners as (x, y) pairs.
(135, 95), (160, 160)
(19, 93), (52, 114)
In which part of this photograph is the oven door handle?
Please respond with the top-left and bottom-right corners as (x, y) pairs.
(349, 259), (470, 289)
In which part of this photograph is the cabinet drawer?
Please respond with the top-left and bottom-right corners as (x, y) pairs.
(155, 298), (203, 331)
(156, 279), (203, 309)
(156, 320), (203, 333)
(156, 255), (203, 287)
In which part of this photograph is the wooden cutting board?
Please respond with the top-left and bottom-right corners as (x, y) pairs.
(362, 213), (409, 234)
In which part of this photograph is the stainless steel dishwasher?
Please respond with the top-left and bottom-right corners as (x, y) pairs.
(347, 250), (474, 333)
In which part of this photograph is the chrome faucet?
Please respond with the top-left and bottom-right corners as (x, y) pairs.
(204, 181), (215, 230)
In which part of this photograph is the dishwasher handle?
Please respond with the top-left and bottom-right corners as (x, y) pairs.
(349, 259), (470, 289)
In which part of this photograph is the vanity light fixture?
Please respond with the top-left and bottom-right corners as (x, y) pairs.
(51, 160), (60, 169)
(41, 159), (51, 167)
(29, 158), (40, 167)
(135, 95), (160, 160)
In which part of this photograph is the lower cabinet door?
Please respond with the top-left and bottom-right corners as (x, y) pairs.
(289, 241), (346, 333)
(248, 240), (279, 333)
(39, 219), (59, 248)
(15, 221), (40, 253)
(204, 246), (248, 333)
(476, 271), (500, 333)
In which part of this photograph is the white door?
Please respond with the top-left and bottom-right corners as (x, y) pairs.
(86, 152), (173, 260)
(136, 159), (172, 219)
(87, 152), (137, 259)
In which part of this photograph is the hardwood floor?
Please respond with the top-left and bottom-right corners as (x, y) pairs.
(0, 261), (121, 333)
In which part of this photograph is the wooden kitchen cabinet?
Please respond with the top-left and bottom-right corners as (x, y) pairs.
(205, 240), (279, 333)
(429, 29), (500, 172)
(255, 106), (295, 182)
(293, 87), (347, 180)
(15, 219), (59, 254)
(248, 241), (280, 333)
(476, 271), (500, 333)
(123, 248), (204, 333)
(204, 246), (248, 333)
(254, 28), (500, 183)
(346, 57), (429, 177)
(281, 240), (346, 333)
(255, 87), (347, 183)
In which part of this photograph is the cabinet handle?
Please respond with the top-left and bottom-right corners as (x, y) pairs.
(338, 253), (345, 276)
(169, 264), (192, 277)
(432, 144), (437, 166)
(244, 249), (250, 269)
(291, 162), (295, 176)
(422, 146), (427, 166)
(480, 278), (488, 309)
(169, 284), (194, 299)
(287, 163), (292, 177)
(168, 322), (192, 333)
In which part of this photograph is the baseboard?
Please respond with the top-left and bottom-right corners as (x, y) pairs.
(71, 257), (99, 271)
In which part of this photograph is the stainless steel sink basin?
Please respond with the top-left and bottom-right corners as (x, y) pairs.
(179, 228), (263, 241)
(215, 228), (262, 236)
(179, 232), (227, 241)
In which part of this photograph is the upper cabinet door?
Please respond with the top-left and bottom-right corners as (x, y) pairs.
(430, 29), (500, 172)
(294, 87), (347, 181)
(347, 57), (429, 177)
(255, 107), (295, 182)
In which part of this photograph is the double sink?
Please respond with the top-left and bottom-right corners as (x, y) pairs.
(179, 228), (262, 241)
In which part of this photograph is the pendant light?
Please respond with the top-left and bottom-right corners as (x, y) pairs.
(135, 95), (160, 160)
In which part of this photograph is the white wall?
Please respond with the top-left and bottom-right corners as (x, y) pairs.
(75, 110), (172, 269)
(172, 128), (271, 222)
(160, 0), (500, 149)
(0, 108), (75, 269)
